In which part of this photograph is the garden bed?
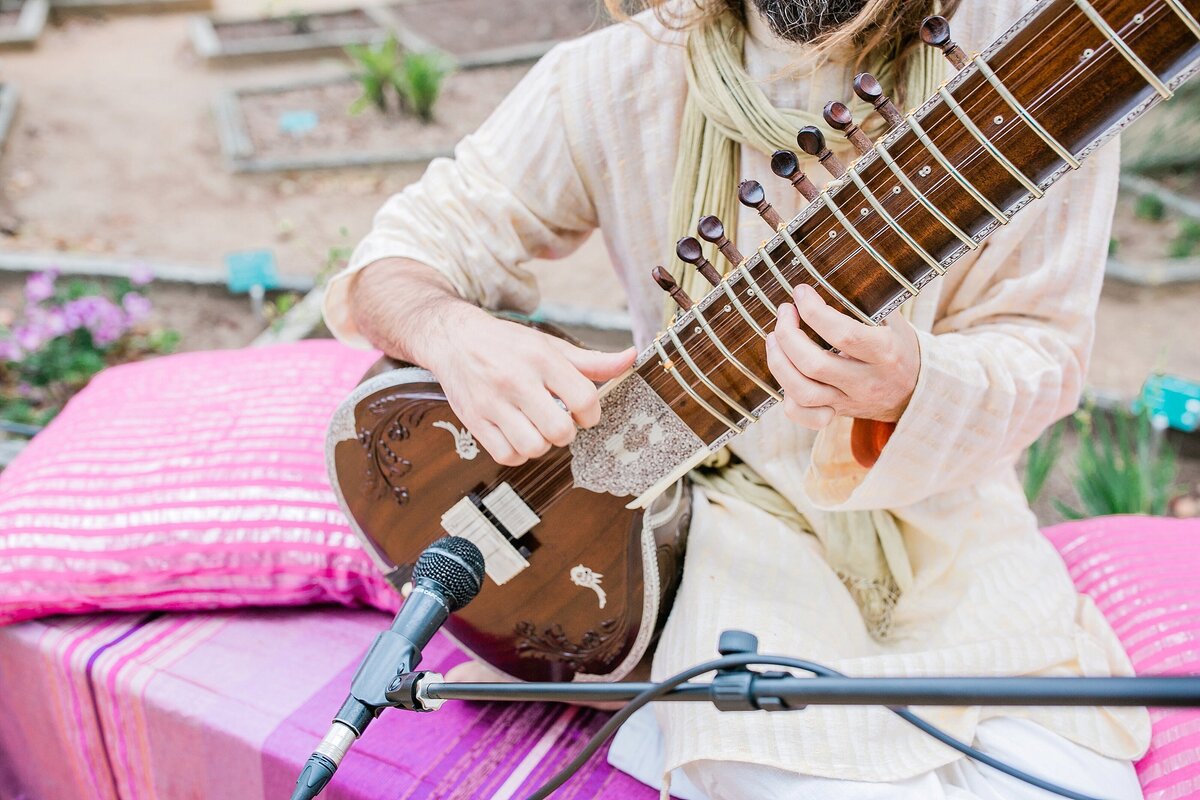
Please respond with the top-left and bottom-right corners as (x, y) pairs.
(0, 83), (17, 155)
(190, 6), (393, 61)
(385, 0), (611, 67)
(214, 63), (527, 173)
(0, 0), (48, 49)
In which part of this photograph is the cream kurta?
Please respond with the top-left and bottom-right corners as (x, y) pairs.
(323, 0), (1152, 782)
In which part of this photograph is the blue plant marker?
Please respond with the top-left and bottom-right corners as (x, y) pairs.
(226, 250), (280, 294)
(1137, 374), (1200, 433)
(279, 109), (319, 136)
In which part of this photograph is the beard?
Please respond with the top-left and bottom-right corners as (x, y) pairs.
(750, 0), (871, 43)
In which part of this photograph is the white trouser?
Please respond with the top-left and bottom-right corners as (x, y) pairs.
(609, 709), (1143, 800)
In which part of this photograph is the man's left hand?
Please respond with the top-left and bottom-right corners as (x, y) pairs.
(765, 284), (920, 430)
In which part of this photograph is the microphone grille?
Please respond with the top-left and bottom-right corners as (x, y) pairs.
(414, 536), (486, 612)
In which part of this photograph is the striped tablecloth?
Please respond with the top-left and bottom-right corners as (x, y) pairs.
(0, 607), (655, 800)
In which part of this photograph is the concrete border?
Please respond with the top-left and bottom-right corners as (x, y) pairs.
(1109, 173), (1200, 286)
(51, 0), (210, 14)
(0, 0), (48, 49)
(213, 74), (458, 173)
(0, 250), (315, 291)
(0, 83), (18, 155)
(189, 5), (392, 61)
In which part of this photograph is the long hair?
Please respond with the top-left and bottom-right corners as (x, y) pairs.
(602, 0), (959, 106)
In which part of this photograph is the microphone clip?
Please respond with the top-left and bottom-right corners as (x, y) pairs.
(710, 630), (807, 713)
(385, 670), (445, 712)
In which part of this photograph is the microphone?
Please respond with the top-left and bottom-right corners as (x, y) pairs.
(291, 536), (485, 800)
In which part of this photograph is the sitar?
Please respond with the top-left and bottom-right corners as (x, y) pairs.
(327, 0), (1200, 682)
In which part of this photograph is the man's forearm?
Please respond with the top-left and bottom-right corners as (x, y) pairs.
(349, 258), (485, 369)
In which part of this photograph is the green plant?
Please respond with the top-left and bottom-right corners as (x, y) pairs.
(397, 51), (450, 123)
(346, 36), (402, 115)
(287, 10), (312, 34)
(0, 270), (179, 428)
(1023, 420), (1064, 504)
(1134, 192), (1166, 222)
(264, 292), (300, 332)
(1056, 404), (1180, 519)
(1168, 218), (1200, 258)
(1108, 237), (1119, 256)
(319, 228), (353, 285)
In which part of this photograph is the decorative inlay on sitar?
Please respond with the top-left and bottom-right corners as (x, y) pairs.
(328, 0), (1200, 682)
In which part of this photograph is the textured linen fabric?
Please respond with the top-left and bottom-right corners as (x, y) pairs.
(322, 0), (1151, 783)
(684, 718), (1143, 800)
(0, 341), (399, 625)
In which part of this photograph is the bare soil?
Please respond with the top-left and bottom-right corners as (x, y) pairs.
(392, 0), (611, 57)
(239, 64), (527, 159)
(1092, 279), (1200, 397)
(213, 8), (380, 42)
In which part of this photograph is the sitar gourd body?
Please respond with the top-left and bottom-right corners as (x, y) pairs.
(328, 0), (1200, 682)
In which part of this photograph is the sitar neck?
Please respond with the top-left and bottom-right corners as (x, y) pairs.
(569, 0), (1200, 506)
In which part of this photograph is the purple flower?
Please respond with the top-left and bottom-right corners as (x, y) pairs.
(122, 292), (152, 323)
(29, 307), (69, 338)
(62, 296), (128, 347)
(129, 264), (154, 286)
(24, 270), (57, 305)
(14, 325), (42, 353)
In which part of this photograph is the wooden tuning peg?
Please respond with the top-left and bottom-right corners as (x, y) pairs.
(796, 125), (846, 179)
(823, 101), (872, 157)
(770, 150), (819, 201)
(920, 15), (968, 70)
(697, 215), (745, 266)
(853, 72), (903, 128)
(676, 236), (722, 286)
(737, 179), (784, 230)
(652, 265), (694, 311)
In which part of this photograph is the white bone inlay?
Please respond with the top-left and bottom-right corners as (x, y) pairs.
(432, 420), (479, 460)
(570, 564), (607, 609)
(441, 496), (528, 585)
(481, 482), (540, 538)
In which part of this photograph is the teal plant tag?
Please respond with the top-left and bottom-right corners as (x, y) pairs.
(226, 250), (279, 294)
(1137, 374), (1200, 433)
(278, 109), (319, 136)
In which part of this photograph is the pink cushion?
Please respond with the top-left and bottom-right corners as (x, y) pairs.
(1045, 516), (1200, 799)
(0, 341), (401, 625)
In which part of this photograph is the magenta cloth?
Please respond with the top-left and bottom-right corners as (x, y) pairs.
(0, 341), (401, 625)
(1045, 516), (1200, 800)
(0, 608), (655, 800)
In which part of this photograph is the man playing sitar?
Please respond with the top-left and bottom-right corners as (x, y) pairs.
(323, 0), (1155, 797)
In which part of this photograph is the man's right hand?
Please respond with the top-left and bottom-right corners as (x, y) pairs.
(350, 258), (636, 467)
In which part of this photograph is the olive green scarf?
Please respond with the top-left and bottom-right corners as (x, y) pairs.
(672, 12), (944, 638)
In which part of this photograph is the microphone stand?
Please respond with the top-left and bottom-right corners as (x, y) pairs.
(415, 674), (1200, 709)
(384, 631), (1200, 712)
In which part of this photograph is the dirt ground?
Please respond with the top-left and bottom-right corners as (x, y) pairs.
(0, 1), (626, 310)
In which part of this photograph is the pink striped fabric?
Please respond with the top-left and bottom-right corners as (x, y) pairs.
(1045, 516), (1200, 800)
(0, 341), (400, 625)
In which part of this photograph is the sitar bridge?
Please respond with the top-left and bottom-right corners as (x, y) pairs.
(440, 482), (539, 585)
